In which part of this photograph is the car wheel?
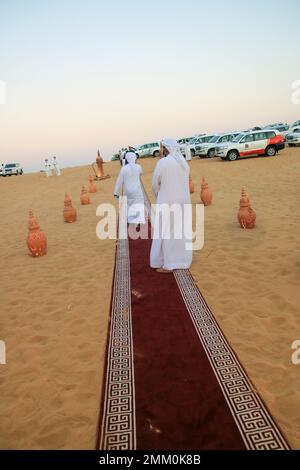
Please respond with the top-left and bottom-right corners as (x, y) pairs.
(227, 150), (239, 161)
(265, 145), (276, 157)
(207, 148), (215, 158)
(153, 151), (160, 158)
(191, 149), (195, 157)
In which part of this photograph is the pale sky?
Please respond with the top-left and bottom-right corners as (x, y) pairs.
(1, 0), (300, 171)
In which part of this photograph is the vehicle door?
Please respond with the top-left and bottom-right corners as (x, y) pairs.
(239, 134), (256, 156)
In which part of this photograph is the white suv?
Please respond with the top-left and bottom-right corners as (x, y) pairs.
(291, 120), (300, 129)
(2, 163), (23, 176)
(215, 130), (285, 161)
(195, 133), (240, 158)
(285, 127), (300, 146)
(181, 134), (213, 157)
(136, 142), (160, 158)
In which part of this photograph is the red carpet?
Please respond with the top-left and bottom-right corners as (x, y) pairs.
(97, 189), (289, 450)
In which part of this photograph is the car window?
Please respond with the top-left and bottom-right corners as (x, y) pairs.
(232, 133), (245, 142)
(254, 132), (266, 141)
(208, 136), (219, 143)
(220, 135), (229, 142)
(267, 132), (274, 139)
(265, 131), (276, 138)
(241, 134), (254, 143)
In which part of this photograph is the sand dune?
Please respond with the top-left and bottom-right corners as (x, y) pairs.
(0, 148), (300, 449)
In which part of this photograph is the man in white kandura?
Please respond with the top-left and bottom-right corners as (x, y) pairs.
(52, 156), (61, 176)
(44, 158), (52, 177)
(114, 151), (145, 224)
(150, 138), (192, 273)
(185, 142), (192, 161)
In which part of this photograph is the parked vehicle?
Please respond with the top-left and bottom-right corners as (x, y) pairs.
(246, 126), (262, 131)
(263, 124), (290, 139)
(291, 120), (300, 129)
(135, 142), (160, 158)
(2, 163), (23, 176)
(215, 130), (285, 161)
(195, 132), (240, 158)
(182, 134), (216, 157)
(285, 127), (300, 146)
(178, 136), (200, 145)
(265, 122), (287, 128)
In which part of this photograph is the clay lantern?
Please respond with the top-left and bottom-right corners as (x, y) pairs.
(200, 177), (213, 206)
(237, 188), (256, 229)
(189, 176), (195, 194)
(80, 185), (90, 205)
(89, 175), (97, 193)
(95, 149), (110, 180)
(63, 193), (77, 223)
(27, 209), (47, 257)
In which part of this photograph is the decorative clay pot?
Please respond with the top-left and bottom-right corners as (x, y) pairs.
(63, 193), (77, 223)
(89, 175), (97, 193)
(200, 177), (212, 206)
(27, 209), (47, 257)
(80, 185), (90, 205)
(237, 188), (256, 229)
(189, 176), (195, 194)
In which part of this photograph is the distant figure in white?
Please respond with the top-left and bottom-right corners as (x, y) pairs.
(0, 340), (6, 365)
(44, 158), (52, 177)
(52, 156), (61, 176)
(114, 152), (145, 224)
(150, 139), (192, 273)
(185, 142), (192, 161)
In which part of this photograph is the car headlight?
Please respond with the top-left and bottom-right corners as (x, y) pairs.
(219, 146), (228, 150)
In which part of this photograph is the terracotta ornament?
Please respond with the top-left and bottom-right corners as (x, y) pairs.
(80, 185), (90, 205)
(63, 193), (77, 223)
(27, 209), (47, 257)
(189, 176), (195, 194)
(237, 188), (256, 229)
(200, 177), (213, 206)
(95, 149), (110, 180)
(89, 175), (97, 193)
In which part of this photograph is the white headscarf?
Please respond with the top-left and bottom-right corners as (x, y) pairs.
(162, 138), (189, 172)
(125, 151), (138, 173)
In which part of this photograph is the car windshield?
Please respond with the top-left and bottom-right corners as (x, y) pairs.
(5, 164), (16, 168)
(232, 133), (244, 142)
(189, 136), (202, 144)
(207, 135), (219, 143)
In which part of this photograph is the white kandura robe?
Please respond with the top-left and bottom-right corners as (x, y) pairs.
(114, 163), (145, 224)
(150, 155), (193, 270)
(185, 144), (192, 161)
(45, 163), (52, 177)
(53, 161), (61, 176)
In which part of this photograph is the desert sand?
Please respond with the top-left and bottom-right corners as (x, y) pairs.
(0, 147), (300, 449)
